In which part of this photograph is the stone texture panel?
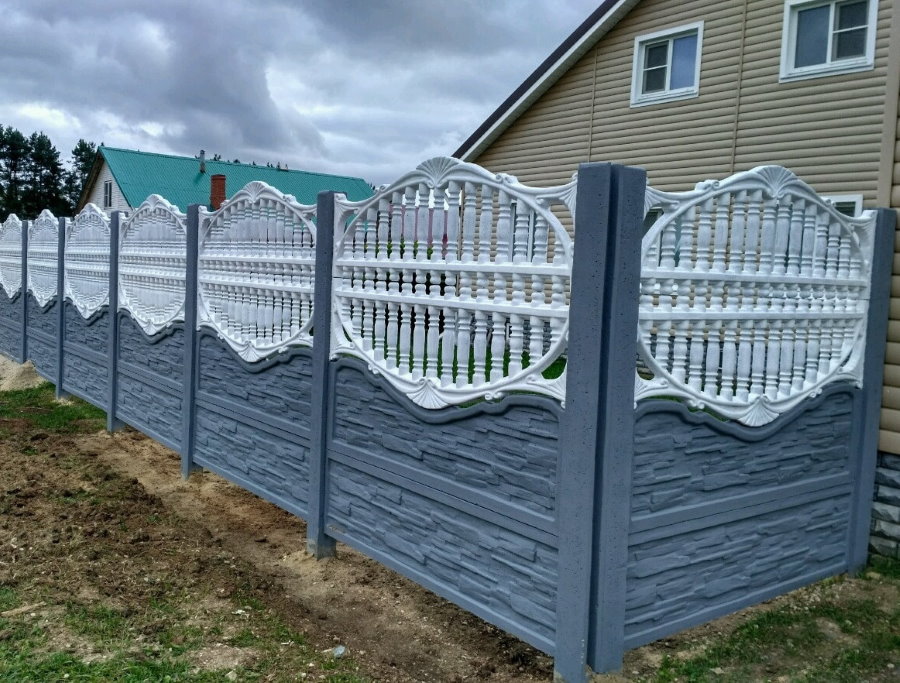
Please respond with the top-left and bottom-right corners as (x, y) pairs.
(331, 365), (560, 516)
(872, 452), (900, 559)
(196, 333), (313, 420)
(625, 495), (851, 642)
(26, 295), (56, 334)
(64, 303), (108, 351)
(0, 291), (22, 358)
(115, 315), (184, 448)
(326, 459), (558, 647)
(194, 406), (310, 514)
(632, 393), (854, 518)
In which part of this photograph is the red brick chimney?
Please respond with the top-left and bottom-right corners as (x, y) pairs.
(210, 174), (226, 210)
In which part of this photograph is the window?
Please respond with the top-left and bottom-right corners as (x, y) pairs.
(780, 0), (877, 81)
(823, 193), (863, 217)
(631, 22), (703, 107)
(103, 180), (112, 209)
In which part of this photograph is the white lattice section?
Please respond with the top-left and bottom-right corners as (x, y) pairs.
(198, 181), (316, 362)
(65, 204), (110, 318)
(27, 209), (59, 307)
(332, 157), (574, 409)
(0, 215), (23, 298)
(119, 195), (187, 335)
(638, 166), (876, 426)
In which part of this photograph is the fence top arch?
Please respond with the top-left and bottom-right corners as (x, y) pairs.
(65, 203), (111, 319)
(27, 208), (61, 307)
(119, 194), (187, 336)
(197, 180), (317, 362)
(638, 165), (876, 426)
(330, 156), (576, 409)
(0, 214), (23, 298)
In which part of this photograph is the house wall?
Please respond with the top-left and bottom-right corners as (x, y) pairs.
(474, 0), (893, 200)
(472, 0), (900, 459)
(84, 160), (130, 214)
(871, 82), (900, 557)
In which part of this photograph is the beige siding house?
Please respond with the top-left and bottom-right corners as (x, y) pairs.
(456, 0), (900, 455)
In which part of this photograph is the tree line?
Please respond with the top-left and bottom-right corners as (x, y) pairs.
(0, 126), (97, 220)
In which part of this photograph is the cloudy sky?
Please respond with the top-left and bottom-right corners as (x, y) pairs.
(0, 1), (599, 185)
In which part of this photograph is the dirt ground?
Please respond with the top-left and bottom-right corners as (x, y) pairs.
(1, 369), (898, 681)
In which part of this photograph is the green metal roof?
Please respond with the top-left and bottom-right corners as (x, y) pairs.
(99, 147), (373, 211)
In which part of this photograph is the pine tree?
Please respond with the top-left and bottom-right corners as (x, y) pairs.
(21, 132), (67, 217)
(0, 126), (30, 218)
(64, 139), (97, 211)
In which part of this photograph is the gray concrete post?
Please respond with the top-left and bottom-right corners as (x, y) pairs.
(847, 207), (896, 570)
(106, 211), (124, 432)
(55, 217), (67, 398)
(19, 219), (28, 364)
(554, 163), (646, 681)
(181, 204), (201, 479)
(306, 190), (338, 558)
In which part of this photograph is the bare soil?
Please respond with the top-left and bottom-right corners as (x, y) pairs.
(1, 378), (898, 681)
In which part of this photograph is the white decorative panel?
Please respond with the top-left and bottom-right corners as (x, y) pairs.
(119, 195), (187, 335)
(65, 203), (110, 318)
(0, 214), (23, 298)
(332, 157), (574, 409)
(198, 181), (316, 362)
(638, 166), (876, 426)
(27, 209), (60, 307)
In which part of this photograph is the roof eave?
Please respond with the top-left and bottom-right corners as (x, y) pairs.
(454, 0), (641, 161)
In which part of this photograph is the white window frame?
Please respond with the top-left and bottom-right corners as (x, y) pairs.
(103, 180), (112, 209)
(780, 0), (877, 82)
(630, 21), (704, 108)
(823, 193), (864, 216)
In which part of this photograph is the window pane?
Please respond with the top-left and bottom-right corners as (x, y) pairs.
(836, 0), (867, 29)
(834, 27), (866, 58)
(643, 66), (667, 93)
(645, 42), (668, 68)
(795, 5), (829, 67)
(670, 34), (698, 89)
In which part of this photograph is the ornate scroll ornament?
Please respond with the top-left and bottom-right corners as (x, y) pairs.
(119, 195), (187, 335)
(0, 214), (23, 298)
(331, 156), (574, 409)
(27, 209), (60, 306)
(197, 181), (316, 362)
(65, 203), (110, 318)
(637, 165), (876, 426)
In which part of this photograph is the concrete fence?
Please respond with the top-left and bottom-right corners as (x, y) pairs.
(0, 158), (894, 681)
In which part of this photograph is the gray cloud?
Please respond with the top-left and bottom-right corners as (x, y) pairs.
(0, 0), (598, 184)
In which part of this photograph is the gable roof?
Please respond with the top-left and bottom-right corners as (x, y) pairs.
(453, 0), (642, 161)
(78, 147), (373, 212)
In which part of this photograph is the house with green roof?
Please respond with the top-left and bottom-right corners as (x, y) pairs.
(77, 146), (373, 214)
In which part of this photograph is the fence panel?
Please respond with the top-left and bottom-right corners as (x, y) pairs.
(26, 209), (60, 381)
(0, 215), (24, 360)
(191, 181), (317, 517)
(324, 158), (575, 653)
(115, 195), (187, 450)
(61, 204), (111, 407)
(619, 166), (891, 655)
(0, 159), (892, 682)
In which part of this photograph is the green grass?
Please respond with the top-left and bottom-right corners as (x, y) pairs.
(646, 559), (900, 682)
(0, 383), (105, 433)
